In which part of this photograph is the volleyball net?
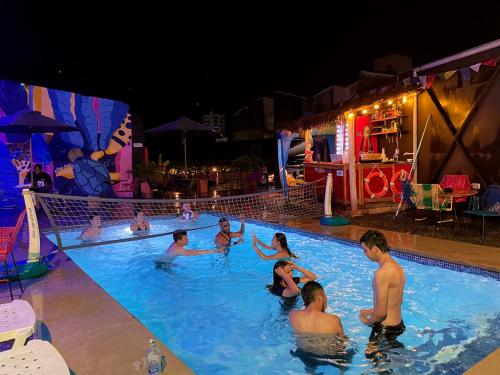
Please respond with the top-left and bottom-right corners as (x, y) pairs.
(32, 182), (321, 251)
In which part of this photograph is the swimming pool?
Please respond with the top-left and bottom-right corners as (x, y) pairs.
(49, 216), (500, 374)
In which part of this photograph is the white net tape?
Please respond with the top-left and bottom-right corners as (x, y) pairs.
(35, 182), (321, 250)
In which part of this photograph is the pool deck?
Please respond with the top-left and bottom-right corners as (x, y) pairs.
(1, 217), (498, 374)
(282, 218), (500, 273)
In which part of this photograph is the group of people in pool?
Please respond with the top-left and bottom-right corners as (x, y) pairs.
(159, 216), (406, 360)
(78, 203), (198, 239)
(79, 209), (406, 361)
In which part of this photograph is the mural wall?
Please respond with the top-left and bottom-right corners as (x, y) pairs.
(0, 79), (132, 199)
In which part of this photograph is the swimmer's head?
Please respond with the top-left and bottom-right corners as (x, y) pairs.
(182, 203), (192, 211)
(133, 210), (144, 221)
(90, 213), (101, 228)
(360, 230), (390, 261)
(272, 260), (292, 289)
(301, 281), (327, 312)
(173, 230), (188, 245)
(219, 217), (230, 232)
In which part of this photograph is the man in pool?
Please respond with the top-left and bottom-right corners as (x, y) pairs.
(155, 230), (224, 265)
(290, 281), (345, 336)
(214, 216), (245, 249)
(359, 230), (406, 355)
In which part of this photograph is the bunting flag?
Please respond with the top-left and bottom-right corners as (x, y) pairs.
(482, 58), (498, 67)
(418, 76), (427, 87)
(444, 70), (457, 79)
(470, 63), (482, 72)
(459, 67), (471, 82)
(425, 75), (436, 89)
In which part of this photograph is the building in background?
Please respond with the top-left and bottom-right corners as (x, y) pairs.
(202, 111), (226, 136)
(232, 91), (307, 141)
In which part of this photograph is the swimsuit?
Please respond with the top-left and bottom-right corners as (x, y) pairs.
(272, 277), (301, 297)
(218, 232), (232, 246)
(182, 210), (194, 220)
(369, 320), (406, 342)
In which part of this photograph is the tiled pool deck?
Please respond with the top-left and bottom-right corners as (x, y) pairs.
(2, 217), (499, 374)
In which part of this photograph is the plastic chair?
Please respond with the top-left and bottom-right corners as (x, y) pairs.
(0, 339), (70, 374)
(0, 210), (26, 300)
(464, 185), (500, 239)
(0, 300), (36, 348)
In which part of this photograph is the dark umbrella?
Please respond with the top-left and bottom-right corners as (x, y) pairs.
(0, 110), (78, 185)
(145, 117), (216, 170)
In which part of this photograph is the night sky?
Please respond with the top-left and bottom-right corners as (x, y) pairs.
(1, 1), (500, 129)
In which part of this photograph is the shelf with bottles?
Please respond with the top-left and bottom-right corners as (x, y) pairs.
(370, 108), (406, 124)
(369, 130), (407, 136)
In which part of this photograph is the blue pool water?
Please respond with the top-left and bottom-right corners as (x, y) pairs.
(50, 216), (500, 374)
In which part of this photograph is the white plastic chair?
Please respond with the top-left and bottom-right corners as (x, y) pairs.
(0, 300), (36, 348)
(0, 339), (70, 374)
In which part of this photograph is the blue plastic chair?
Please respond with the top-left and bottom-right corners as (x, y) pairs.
(463, 185), (500, 239)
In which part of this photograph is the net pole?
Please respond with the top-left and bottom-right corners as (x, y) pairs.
(22, 189), (41, 262)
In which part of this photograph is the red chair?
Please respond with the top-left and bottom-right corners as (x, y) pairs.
(439, 175), (472, 203)
(0, 210), (26, 300)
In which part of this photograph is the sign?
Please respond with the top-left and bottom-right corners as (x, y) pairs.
(336, 170), (344, 176)
(133, 143), (143, 148)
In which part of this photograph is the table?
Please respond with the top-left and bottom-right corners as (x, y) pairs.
(438, 190), (478, 226)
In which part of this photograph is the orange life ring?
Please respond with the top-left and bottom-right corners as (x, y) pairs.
(364, 171), (389, 199)
(390, 169), (407, 198)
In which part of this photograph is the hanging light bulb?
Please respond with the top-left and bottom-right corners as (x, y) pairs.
(402, 96), (407, 104)
(348, 112), (354, 118)
(374, 104), (380, 110)
(388, 100), (393, 106)
(362, 109), (368, 114)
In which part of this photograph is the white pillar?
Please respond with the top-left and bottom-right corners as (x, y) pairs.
(324, 172), (333, 216)
(412, 93), (418, 182)
(347, 116), (358, 210)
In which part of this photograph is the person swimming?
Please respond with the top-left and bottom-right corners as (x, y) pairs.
(252, 232), (297, 260)
(155, 230), (225, 266)
(214, 216), (244, 249)
(79, 213), (102, 240)
(268, 260), (317, 298)
(178, 203), (199, 221)
(130, 210), (150, 233)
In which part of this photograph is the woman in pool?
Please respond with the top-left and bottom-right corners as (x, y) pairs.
(178, 203), (199, 221)
(130, 210), (150, 233)
(269, 260), (317, 298)
(79, 214), (102, 240)
(252, 232), (297, 260)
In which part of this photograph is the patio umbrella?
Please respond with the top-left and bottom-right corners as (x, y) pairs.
(0, 110), (78, 185)
(145, 117), (216, 170)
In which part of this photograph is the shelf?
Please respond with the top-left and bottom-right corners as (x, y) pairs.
(370, 115), (406, 123)
(370, 130), (401, 136)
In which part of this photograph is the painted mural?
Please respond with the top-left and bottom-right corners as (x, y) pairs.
(0, 79), (133, 200)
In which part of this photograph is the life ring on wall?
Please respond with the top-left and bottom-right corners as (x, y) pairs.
(364, 171), (389, 199)
(390, 170), (407, 198)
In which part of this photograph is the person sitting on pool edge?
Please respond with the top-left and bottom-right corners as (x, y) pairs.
(252, 231), (298, 260)
(269, 260), (317, 298)
(156, 230), (225, 265)
(359, 230), (406, 356)
(214, 216), (245, 249)
(79, 213), (102, 240)
(130, 210), (150, 233)
(290, 281), (345, 336)
(178, 203), (199, 221)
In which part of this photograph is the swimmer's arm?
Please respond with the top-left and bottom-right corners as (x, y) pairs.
(130, 223), (138, 232)
(256, 238), (273, 250)
(281, 274), (301, 298)
(292, 263), (317, 283)
(177, 247), (224, 256)
(364, 271), (389, 326)
(231, 217), (245, 237)
(331, 315), (345, 337)
(252, 243), (282, 260)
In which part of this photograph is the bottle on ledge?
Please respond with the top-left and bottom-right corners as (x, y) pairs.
(146, 338), (162, 374)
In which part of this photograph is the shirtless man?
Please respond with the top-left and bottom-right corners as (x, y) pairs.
(359, 230), (406, 352)
(290, 281), (344, 336)
(156, 230), (224, 265)
(214, 217), (244, 248)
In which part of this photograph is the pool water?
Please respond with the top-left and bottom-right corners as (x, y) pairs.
(50, 216), (500, 374)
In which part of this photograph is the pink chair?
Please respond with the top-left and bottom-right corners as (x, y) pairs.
(0, 210), (26, 300)
(439, 175), (472, 203)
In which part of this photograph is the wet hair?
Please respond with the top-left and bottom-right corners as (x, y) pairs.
(90, 213), (101, 227)
(301, 281), (324, 307)
(218, 217), (228, 224)
(269, 260), (291, 294)
(360, 230), (391, 253)
(274, 233), (297, 258)
(173, 230), (187, 242)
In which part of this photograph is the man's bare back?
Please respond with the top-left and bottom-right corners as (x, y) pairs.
(374, 260), (405, 326)
(290, 310), (344, 336)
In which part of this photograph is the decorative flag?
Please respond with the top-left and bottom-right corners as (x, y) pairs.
(418, 76), (427, 87)
(459, 68), (471, 82)
(482, 58), (498, 67)
(425, 75), (436, 89)
(444, 70), (457, 79)
(470, 63), (481, 72)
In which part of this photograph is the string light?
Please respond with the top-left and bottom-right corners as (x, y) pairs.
(348, 112), (354, 118)
(388, 100), (393, 106)
(402, 96), (407, 104)
(374, 104), (380, 110)
(362, 109), (368, 114)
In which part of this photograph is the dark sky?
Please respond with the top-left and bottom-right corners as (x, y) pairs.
(1, 1), (500, 129)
